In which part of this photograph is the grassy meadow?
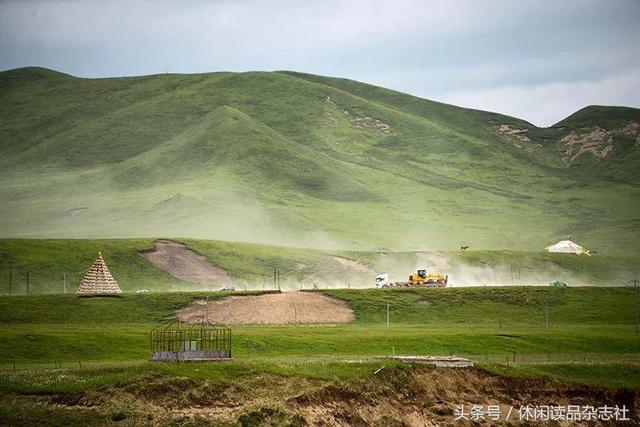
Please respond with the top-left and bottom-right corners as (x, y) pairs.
(1, 287), (638, 375)
(1, 239), (638, 295)
(1, 285), (639, 424)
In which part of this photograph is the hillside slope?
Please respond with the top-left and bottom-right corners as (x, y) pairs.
(1, 239), (637, 294)
(0, 67), (638, 251)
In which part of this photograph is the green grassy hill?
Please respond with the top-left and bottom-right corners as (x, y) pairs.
(1, 67), (639, 251)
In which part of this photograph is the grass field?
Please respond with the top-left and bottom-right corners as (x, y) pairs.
(1, 287), (639, 425)
(1, 286), (638, 425)
(1, 287), (638, 371)
(1, 239), (639, 295)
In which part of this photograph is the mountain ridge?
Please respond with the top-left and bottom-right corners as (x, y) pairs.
(0, 67), (638, 251)
(4, 66), (633, 127)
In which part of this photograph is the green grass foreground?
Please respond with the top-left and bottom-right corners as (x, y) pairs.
(1, 287), (639, 425)
(0, 287), (638, 389)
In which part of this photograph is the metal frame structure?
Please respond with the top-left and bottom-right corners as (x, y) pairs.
(150, 320), (231, 362)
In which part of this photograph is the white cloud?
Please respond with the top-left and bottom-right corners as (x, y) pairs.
(1, 0), (639, 124)
(0, 0), (514, 55)
(437, 68), (640, 126)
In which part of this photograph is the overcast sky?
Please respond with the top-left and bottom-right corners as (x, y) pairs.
(1, 0), (639, 126)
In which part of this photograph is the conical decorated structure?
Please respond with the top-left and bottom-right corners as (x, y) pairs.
(77, 251), (122, 294)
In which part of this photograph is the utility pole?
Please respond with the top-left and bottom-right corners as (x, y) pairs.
(273, 266), (276, 290)
(544, 294), (549, 329)
(63, 272), (67, 294)
(386, 302), (390, 328)
(630, 279), (639, 336)
(26, 266), (30, 296)
(9, 269), (12, 295)
(498, 295), (503, 330)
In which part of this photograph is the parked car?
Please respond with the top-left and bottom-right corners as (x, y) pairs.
(219, 285), (236, 292)
(136, 289), (149, 294)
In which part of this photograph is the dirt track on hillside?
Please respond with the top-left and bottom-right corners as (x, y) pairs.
(140, 240), (233, 286)
(176, 291), (355, 324)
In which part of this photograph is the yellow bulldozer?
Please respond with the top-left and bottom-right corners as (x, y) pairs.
(379, 268), (448, 288)
(409, 269), (448, 287)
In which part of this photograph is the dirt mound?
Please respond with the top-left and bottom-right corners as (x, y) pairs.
(140, 240), (233, 286)
(497, 123), (531, 141)
(349, 114), (392, 133)
(176, 291), (355, 324)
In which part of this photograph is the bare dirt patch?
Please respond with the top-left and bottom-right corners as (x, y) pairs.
(332, 256), (374, 273)
(350, 114), (392, 133)
(560, 121), (639, 163)
(496, 124), (531, 141)
(140, 240), (233, 286)
(322, 111), (337, 128)
(176, 291), (355, 324)
(561, 127), (614, 162)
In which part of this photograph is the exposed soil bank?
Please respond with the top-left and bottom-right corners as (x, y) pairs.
(3, 365), (637, 426)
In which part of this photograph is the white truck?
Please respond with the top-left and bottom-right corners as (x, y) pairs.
(375, 273), (391, 288)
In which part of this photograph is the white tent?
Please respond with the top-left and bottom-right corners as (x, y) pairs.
(545, 240), (585, 255)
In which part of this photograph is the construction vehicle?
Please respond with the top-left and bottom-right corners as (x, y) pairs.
(409, 269), (448, 286)
(378, 268), (448, 288)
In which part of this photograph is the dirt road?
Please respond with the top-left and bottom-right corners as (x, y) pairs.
(140, 240), (233, 286)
